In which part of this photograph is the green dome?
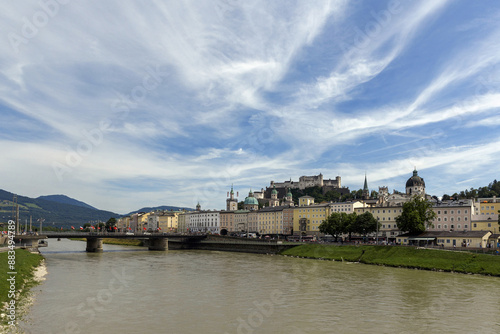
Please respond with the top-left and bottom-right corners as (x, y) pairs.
(244, 196), (259, 205)
(271, 188), (278, 195)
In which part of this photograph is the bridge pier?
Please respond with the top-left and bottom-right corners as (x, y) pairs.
(13, 235), (45, 250)
(86, 238), (103, 252)
(148, 237), (168, 251)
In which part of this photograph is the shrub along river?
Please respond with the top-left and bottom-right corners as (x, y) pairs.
(20, 239), (500, 333)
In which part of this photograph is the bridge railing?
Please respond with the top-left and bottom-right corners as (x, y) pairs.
(36, 232), (206, 238)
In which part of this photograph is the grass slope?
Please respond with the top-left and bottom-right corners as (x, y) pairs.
(101, 238), (143, 246)
(281, 245), (500, 276)
(0, 250), (44, 326)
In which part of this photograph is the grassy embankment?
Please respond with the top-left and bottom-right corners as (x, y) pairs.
(69, 238), (144, 246)
(0, 249), (44, 326)
(281, 244), (500, 276)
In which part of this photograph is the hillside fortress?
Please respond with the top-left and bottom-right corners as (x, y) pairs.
(268, 173), (341, 190)
(252, 173), (349, 201)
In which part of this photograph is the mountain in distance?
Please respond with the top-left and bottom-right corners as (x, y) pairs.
(37, 194), (98, 210)
(0, 189), (194, 228)
(0, 189), (118, 229)
(125, 205), (194, 216)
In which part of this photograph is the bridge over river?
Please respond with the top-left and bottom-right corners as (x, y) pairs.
(13, 233), (296, 254)
(14, 232), (207, 252)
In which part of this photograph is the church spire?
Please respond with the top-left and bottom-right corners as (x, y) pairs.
(363, 173), (369, 199)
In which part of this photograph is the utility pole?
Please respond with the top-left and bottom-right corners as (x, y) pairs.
(16, 204), (19, 235)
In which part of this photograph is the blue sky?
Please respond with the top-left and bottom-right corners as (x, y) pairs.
(1, 0), (500, 214)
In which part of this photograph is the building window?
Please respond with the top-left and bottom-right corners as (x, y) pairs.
(437, 224), (441, 229)
(465, 225), (468, 229)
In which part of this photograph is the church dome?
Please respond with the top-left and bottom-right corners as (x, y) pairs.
(244, 190), (259, 206)
(244, 196), (259, 205)
(406, 169), (425, 188)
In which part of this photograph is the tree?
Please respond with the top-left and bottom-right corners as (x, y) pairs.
(396, 196), (436, 234)
(319, 212), (355, 241)
(106, 217), (117, 232)
(352, 211), (379, 237)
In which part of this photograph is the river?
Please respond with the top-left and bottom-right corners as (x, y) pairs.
(20, 239), (500, 334)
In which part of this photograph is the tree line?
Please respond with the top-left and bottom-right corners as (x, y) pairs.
(319, 211), (379, 241)
(442, 179), (500, 200)
(290, 186), (379, 204)
(319, 196), (439, 240)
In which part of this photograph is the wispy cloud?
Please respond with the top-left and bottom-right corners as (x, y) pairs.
(0, 0), (499, 212)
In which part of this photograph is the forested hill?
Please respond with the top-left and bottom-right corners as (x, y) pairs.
(125, 205), (193, 216)
(37, 194), (98, 210)
(0, 189), (117, 229)
(443, 180), (500, 200)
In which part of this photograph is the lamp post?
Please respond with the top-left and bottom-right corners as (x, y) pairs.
(376, 216), (379, 245)
(38, 218), (45, 234)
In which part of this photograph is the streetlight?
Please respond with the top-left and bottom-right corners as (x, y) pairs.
(38, 218), (45, 234)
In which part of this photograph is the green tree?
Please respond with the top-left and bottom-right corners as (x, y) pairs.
(396, 196), (436, 234)
(352, 211), (379, 237)
(319, 212), (355, 241)
(106, 217), (117, 231)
